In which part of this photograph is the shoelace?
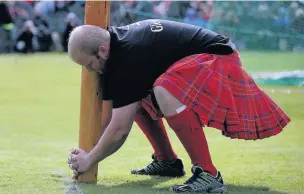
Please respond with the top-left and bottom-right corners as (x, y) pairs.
(185, 174), (200, 184)
(144, 159), (169, 173)
(183, 173), (215, 191)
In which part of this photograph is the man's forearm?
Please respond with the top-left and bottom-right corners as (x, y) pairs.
(86, 102), (138, 168)
(88, 127), (130, 166)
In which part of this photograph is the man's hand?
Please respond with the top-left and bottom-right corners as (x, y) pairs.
(67, 148), (93, 180)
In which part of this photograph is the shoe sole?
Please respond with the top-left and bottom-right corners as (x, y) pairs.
(209, 185), (227, 193)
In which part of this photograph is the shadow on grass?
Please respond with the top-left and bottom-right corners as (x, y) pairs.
(225, 184), (287, 194)
(60, 176), (287, 194)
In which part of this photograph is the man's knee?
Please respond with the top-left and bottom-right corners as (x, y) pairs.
(153, 86), (185, 116)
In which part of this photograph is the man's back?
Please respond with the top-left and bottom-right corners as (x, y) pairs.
(104, 19), (236, 108)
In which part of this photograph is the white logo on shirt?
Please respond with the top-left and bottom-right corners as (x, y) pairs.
(150, 21), (163, 32)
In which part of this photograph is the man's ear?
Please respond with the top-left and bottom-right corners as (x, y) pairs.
(97, 44), (109, 60)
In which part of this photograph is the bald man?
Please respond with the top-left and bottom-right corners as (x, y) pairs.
(67, 19), (290, 193)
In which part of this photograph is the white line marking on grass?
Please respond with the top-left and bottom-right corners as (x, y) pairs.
(64, 181), (84, 194)
(50, 169), (84, 194)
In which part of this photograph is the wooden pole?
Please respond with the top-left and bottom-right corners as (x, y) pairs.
(78, 1), (110, 183)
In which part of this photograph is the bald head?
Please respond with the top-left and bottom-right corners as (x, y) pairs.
(68, 25), (110, 61)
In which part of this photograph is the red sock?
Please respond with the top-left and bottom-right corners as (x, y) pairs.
(165, 108), (217, 176)
(135, 108), (177, 161)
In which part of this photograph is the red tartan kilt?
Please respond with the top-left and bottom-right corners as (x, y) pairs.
(150, 51), (291, 140)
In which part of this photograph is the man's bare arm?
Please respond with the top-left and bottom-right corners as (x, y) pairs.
(88, 102), (139, 165)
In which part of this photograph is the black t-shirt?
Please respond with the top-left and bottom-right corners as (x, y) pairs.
(103, 19), (236, 108)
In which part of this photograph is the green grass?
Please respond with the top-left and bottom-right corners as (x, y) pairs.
(0, 52), (303, 194)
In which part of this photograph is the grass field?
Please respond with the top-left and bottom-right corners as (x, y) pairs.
(0, 52), (303, 194)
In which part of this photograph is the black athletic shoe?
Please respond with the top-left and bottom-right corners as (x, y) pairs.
(172, 166), (227, 193)
(131, 154), (186, 177)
